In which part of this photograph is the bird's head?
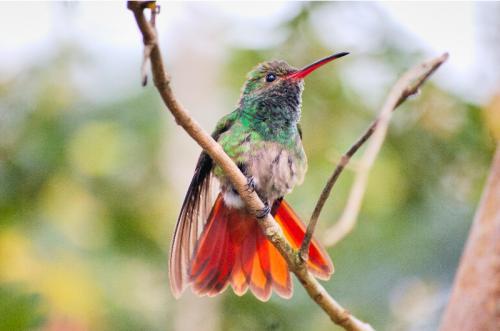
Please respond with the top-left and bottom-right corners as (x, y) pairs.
(239, 52), (349, 120)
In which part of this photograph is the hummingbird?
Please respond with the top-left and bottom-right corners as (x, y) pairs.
(169, 52), (349, 301)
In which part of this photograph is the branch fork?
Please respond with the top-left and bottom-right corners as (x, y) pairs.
(302, 52), (449, 251)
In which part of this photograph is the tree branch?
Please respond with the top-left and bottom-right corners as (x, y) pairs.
(127, 2), (374, 330)
(438, 114), (500, 330)
(299, 53), (448, 257)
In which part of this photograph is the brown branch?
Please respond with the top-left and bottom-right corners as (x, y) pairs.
(299, 53), (448, 257)
(127, 2), (374, 330)
(438, 120), (500, 329)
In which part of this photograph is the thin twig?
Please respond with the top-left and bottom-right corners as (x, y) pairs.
(299, 53), (448, 257)
(323, 53), (448, 247)
(127, 2), (374, 331)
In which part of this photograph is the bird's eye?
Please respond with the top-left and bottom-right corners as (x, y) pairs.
(265, 73), (276, 82)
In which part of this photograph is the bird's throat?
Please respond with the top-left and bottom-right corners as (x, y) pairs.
(240, 104), (300, 144)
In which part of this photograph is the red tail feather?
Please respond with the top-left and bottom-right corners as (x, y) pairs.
(188, 194), (333, 301)
(273, 200), (334, 279)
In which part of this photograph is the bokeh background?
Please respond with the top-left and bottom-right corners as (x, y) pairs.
(1, 2), (499, 331)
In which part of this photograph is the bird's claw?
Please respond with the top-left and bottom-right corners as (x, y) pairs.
(245, 176), (256, 193)
(256, 202), (271, 219)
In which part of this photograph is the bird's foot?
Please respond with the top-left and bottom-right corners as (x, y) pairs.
(255, 202), (271, 219)
(245, 176), (256, 193)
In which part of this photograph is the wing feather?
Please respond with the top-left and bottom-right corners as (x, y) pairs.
(169, 110), (237, 297)
(169, 152), (213, 297)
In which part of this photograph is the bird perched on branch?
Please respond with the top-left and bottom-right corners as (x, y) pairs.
(169, 52), (349, 301)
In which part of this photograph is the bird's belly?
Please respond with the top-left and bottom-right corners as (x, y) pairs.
(248, 141), (306, 202)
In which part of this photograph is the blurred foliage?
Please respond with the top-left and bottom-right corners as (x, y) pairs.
(0, 35), (176, 330)
(0, 2), (496, 331)
(0, 285), (44, 331)
(485, 93), (500, 140)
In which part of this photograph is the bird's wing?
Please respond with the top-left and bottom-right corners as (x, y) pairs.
(169, 110), (238, 297)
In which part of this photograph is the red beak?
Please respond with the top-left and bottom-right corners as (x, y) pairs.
(287, 52), (349, 80)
